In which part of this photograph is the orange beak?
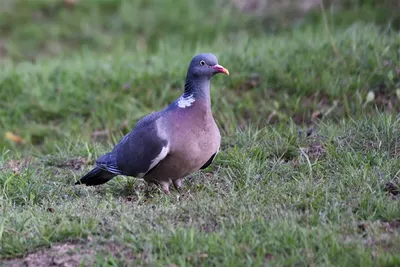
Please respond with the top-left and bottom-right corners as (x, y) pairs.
(212, 64), (229, 75)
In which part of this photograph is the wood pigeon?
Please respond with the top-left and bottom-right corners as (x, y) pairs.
(75, 53), (229, 194)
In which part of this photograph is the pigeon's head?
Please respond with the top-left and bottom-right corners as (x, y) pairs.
(186, 53), (229, 79)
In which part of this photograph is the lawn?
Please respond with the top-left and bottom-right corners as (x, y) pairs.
(1, 0), (400, 266)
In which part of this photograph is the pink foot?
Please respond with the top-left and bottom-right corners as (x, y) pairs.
(160, 181), (170, 195)
(173, 178), (184, 191)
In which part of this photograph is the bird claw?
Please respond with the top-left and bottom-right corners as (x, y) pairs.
(160, 181), (170, 195)
(172, 179), (184, 192)
(163, 188), (170, 194)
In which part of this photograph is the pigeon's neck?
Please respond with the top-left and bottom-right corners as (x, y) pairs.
(183, 78), (211, 101)
(175, 77), (211, 109)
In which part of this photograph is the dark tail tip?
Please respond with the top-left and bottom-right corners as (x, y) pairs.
(75, 167), (116, 186)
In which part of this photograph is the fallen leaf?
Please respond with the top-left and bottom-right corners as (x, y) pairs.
(199, 253), (208, 259)
(311, 110), (322, 119)
(365, 91), (375, 104)
(5, 132), (25, 144)
(64, 0), (78, 7)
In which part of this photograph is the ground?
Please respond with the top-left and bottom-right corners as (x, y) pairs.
(0, 0), (400, 266)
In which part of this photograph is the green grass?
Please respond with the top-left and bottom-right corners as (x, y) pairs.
(1, 0), (400, 266)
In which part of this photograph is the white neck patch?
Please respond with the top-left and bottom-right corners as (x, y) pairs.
(177, 94), (195, 108)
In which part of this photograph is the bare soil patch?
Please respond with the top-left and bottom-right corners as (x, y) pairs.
(2, 242), (94, 267)
(2, 241), (136, 267)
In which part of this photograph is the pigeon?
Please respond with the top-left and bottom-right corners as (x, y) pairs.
(75, 53), (229, 194)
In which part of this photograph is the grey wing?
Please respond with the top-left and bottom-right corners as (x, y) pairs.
(96, 112), (169, 177)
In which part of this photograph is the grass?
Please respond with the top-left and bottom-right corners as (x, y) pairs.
(1, 0), (400, 266)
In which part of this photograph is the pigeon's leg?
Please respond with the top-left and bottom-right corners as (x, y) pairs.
(159, 181), (170, 194)
(147, 178), (171, 194)
(172, 178), (184, 192)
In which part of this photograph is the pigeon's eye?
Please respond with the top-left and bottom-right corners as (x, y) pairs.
(199, 60), (206, 66)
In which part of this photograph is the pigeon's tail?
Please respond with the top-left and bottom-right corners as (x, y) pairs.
(75, 167), (116, 186)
